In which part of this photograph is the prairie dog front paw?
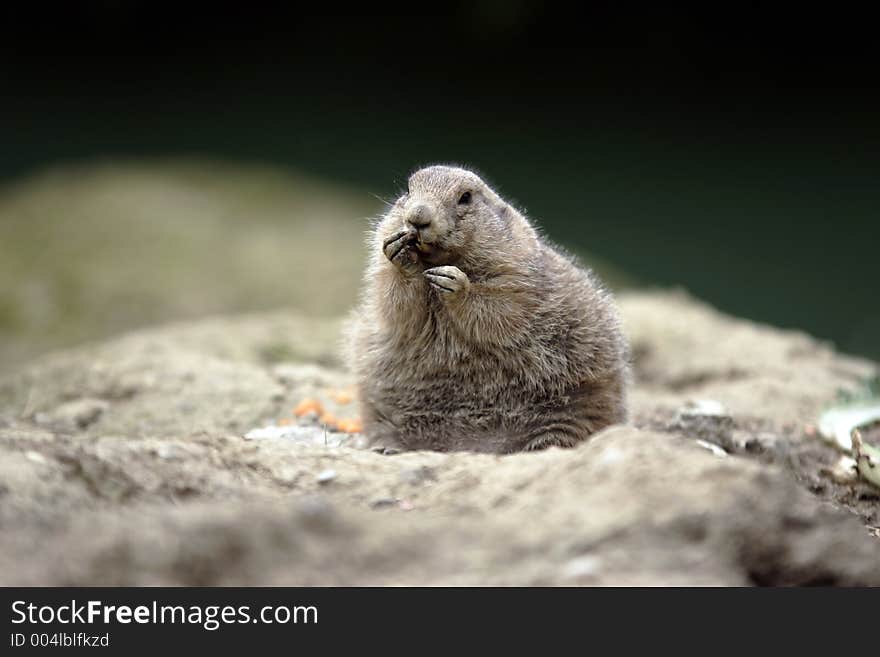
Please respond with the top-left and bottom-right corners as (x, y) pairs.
(382, 229), (419, 271)
(424, 266), (470, 297)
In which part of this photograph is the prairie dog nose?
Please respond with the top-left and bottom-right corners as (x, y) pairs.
(405, 202), (434, 229)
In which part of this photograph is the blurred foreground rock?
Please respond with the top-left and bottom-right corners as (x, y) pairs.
(0, 291), (877, 585)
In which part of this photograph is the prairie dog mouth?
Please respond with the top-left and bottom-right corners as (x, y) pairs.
(414, 241), (451, 266)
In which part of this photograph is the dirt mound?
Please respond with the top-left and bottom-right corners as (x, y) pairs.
(0, 291), (877, 585)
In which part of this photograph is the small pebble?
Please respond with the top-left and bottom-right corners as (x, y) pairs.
(370, 497), (399, 509)
(823, 455), (858, 484)
(744, 432), (781, 454)
(560, 555), (602, 581)
(25, 451), (48, 465)
(678, 399), (728, 417)
(695, 439), (727, 458)
(674, 399), (735, 445)
(316, 469), (337, 484)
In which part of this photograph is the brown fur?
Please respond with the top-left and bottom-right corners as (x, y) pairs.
(347, 165), (630, 453)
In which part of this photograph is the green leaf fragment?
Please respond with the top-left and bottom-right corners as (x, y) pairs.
(819, 403), (880, 451)
(852, 429), (880, 489)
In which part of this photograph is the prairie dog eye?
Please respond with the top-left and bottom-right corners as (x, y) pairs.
(458, 191), (472, 205)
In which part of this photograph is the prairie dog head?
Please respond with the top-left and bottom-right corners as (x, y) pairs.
(376, 165), (536, 269)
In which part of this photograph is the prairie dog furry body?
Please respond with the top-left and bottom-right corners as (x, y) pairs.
(348, 165), (629, 453)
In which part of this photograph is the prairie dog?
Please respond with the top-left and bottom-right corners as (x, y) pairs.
(348, 165), (629, 453)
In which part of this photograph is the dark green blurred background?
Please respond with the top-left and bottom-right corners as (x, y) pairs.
(2, 3), (878, 364)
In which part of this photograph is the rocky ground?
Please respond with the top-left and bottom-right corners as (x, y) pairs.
(1, 290), (878, 586)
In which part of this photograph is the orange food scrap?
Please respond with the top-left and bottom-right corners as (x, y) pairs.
(336, 417), (363, 434)
(293, 398), (324, 417)
(332, 390), (354, 405)
(319, 412), (338, 428)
